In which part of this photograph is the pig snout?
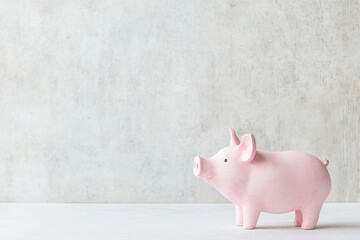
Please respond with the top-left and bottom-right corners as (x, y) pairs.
(193, 157), (201, 177)
(193, 156), (212, 179)
(193, 156), (202, 177)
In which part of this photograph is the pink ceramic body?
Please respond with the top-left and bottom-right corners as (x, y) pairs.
(193, 129), (331, 230)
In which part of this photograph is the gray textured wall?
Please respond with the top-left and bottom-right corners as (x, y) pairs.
(0, 0), (359, 202)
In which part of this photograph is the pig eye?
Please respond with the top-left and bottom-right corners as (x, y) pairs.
(224, 159), (228, 163)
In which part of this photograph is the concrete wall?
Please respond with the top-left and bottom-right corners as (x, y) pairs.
(0, 0), (359, 202)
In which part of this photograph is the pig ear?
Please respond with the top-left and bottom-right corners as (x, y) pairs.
(229, 128), (241, 146)
(237, 134), (256, 161)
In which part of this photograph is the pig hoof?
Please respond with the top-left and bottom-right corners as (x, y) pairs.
(301, 225), (316, 230)
(243, 226), (255, 230)
(293, 221), (302, 227)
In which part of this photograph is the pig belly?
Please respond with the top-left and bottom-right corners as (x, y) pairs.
(246, 150), (331, 214)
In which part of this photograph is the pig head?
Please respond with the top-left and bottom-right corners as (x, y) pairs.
(193, 129), (255, 203)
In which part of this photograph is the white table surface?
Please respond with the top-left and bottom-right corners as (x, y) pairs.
(0, 203), (358, 240)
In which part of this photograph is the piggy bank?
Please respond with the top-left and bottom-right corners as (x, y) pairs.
(193, 129), (331, 230)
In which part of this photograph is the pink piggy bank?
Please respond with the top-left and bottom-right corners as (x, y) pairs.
(193, 129), (331, 230)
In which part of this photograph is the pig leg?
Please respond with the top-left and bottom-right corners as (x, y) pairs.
(242, 205), (260, 229)
(300, 204), (322, 230)
(294, 210), (303, 227)
(235, 205), (243, 226)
